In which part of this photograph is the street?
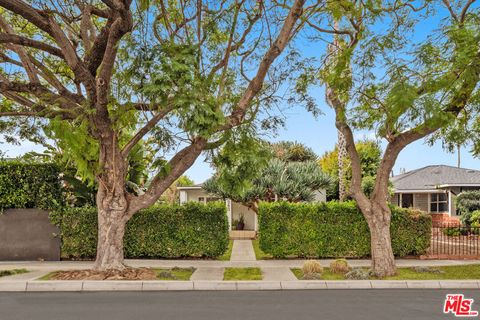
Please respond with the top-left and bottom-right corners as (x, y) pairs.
(1, 290), (478, 320)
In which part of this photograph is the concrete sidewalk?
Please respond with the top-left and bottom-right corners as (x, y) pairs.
(0, 258), (477, 271)
(190, 267), (224, 281)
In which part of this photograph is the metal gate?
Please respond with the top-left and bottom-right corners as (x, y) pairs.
(427, 225), (480, 259)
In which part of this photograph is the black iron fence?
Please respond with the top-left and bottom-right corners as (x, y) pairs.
(429, 225), (480, 258)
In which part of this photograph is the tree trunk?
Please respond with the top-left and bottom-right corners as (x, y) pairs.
(93, 200), (130, 271)
(337, 129), (347, 201)
(365, 203), (396, 277)
(92, 130), (131, 271)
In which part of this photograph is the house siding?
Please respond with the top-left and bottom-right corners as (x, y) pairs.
(391, 194), (400, 206)
(414, 193), (429, 212)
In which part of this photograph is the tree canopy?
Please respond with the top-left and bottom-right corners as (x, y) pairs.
(319, 139), (382, 199)
(300, 0), (480, 277)
(203, 140), (331, 211)
(0, 0), (315, 270)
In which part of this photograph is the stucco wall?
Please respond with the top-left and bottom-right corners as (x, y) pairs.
(312, 189), (327, 202)
(184, 189), (210, 202)
(0, 209), (60, 261)
(231, 201), (256, 230)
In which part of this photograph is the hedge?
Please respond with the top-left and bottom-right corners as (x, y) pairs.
(456, 191), (480, 225)
(0, 161), (63, 210)
(50, 202), (229, 259)
(258, 201), (432, 258)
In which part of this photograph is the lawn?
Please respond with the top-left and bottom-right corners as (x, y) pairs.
(217, 240), (234, 261)
(252, 239), (272, 260)
(224, 267), (262, 280)
(291, 268), (345, 280)
(292, 264), (480, 280)
(154, 267), (195, 280)
(0, 269), (28, 278)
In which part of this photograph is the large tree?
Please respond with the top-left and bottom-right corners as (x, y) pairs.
(304, 0), (480, 276)
(0, 0), (312, 270)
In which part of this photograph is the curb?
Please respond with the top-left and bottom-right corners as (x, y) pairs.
(0, 280), (479, 292)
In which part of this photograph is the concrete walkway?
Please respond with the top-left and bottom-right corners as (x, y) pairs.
(230, 240), (256, 261)
(190, 267), (224, 281)
(0, 259), (478, 271)
(262, 267), (297, 281)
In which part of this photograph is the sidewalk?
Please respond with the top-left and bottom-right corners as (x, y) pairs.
(0, 258), (477, 271)
(1, 239), (479, 291)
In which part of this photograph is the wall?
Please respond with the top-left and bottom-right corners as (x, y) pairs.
(231, 201), (256, 230)
(414, 193), (429, 212)
(312, 189), (327, 202)
(0, 209), (60, 261)
(184, 189), (214, 202)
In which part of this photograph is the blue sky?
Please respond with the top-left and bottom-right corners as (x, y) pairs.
(2, 1), (479, 184)
(181, 102), (479, 184)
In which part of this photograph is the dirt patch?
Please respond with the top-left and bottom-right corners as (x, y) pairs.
(50, 267), (158, 280)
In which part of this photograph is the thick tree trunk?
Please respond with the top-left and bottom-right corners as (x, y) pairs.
(93, 200), (130, 271)
(364, 203), (396, 277)
(92, 130), (131, 271)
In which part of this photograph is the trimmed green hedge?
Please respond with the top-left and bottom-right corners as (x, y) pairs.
(0, 161), (63, 210)
(258, 201), (431, 258)
(50, 202), (229, 259)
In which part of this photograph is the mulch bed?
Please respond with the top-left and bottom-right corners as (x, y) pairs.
(51, 267), (158, 280)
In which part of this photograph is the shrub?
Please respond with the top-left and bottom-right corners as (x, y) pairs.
(258, 201), (431, 258)
(329, 259), (351, 274)
(470, 210), (480, 228)
(344, 269), (372, 280)
(50, 202), (229, 259)
(456, 191), (480, 225)
(302, 260), (323, 275)
(0, 161), (63, 210)
(443, 227), (462, 237)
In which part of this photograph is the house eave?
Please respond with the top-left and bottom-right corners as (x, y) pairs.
(394, 189), (447, 193)
(177, 186), (203, 190)
(436, 183), (480, 188)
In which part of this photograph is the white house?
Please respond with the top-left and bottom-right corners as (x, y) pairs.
(178, 183), (327, 239)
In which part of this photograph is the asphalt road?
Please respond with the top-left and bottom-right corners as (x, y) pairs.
(1, 290), (479, 320)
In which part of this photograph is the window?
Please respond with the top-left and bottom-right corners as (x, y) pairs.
(206, 197), (220, 203)
(401, 194), (413, 208)
(430, 193), (448, 213)
(198, 197), (205, 203)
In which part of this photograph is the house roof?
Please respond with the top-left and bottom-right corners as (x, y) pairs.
(391, 165), (480, 192)
(177, 183), (204, 190)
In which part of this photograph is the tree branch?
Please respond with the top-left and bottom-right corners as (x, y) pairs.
(128, 137), (208, 214)
(0, 0), (52, 35)
(121, 105), (175, 157)
(0, 33), (64, 58)
(460, 0), (476, 22)
(222, 0), (306, 130)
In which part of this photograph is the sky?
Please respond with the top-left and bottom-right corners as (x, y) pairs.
(1, 1), (479, 184)
(179, 103), (479, 184)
